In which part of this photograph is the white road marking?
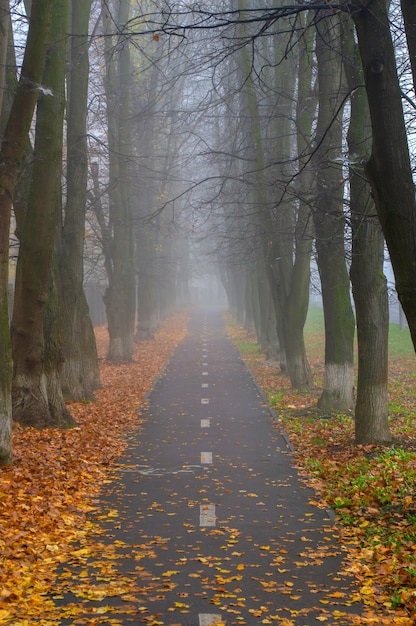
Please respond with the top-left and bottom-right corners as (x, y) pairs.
(199, 613), (223, 625)
(202, 383), (209, 388)
(199, 504), (216, 527)
(201, 398), (209, 404)
(203, 362), (208, 366)
(201, 419), (210, 428)
(202, 371), (208, 375)
(201, 451), (213, 464)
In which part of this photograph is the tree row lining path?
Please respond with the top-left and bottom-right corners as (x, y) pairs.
(57, 309), (363, 625)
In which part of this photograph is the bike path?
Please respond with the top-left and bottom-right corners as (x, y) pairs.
(58, 309), (361, 625)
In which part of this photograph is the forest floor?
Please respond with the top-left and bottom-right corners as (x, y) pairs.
(0, 311), (190, 625)
(0, 307), (415, 624)
(226, 308), (416, 625)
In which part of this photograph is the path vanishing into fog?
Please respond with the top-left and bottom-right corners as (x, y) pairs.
(57, 309), (362, 625)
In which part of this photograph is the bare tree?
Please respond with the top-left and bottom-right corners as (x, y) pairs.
(60, 0), (100, 400)
(312, 13), (355, 411)
(0, 0), (53, 458)
(351, 0), (416, 353)
(342, 15), (391, 443)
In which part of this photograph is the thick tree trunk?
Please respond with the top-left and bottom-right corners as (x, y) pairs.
(60, 0), (100, 401)
(102, 0), (135, 362)
(252, 261), (280, 360)
(0, 0), (52, 460)
(284, 17), (315, 390)
(237, 1), (288, 371)
(401, 0), (416, 93)
(0, 0), (9, 118)
(11, 0), (73, 428)
(223, 265), (246, 324)
(351, 0), (416, 352)
(342, 16), (391, 444)
(313, 13), (355, 412)
(0, 0), (11, 465)
(136, 222), (159, 340)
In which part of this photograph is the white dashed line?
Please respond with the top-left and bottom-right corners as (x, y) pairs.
(199, 504), (216, 527)
(202, 383), (209, 388)
(201, 451), (213, 464)
(199, 614), (223, 625)
(202, 371), (208, 375)
(201, 398), (209, 404)
(201, 419), (210, 428)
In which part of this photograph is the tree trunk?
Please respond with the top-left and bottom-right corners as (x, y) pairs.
(351, 0), (416, 352)
(102, 0), (135, 362)
(342, 16), (391, 444)
(401, 0), (416, 93)
(60, 0), (100, 401)
(237, 0), (288, 371)
(222, 265), (246, 324)
(284, 16), (315, 390)
(0, 0), (9, 118)
(251, 260), (280, 360)
(136, 232), (159, 340)
(11, 0), (73, 428)
(0, 0), (53, 461)
(313, 13), (355, 411)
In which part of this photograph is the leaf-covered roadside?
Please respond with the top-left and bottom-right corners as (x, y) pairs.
(0, 312), (189, 625)
(226, 316), (416, 625)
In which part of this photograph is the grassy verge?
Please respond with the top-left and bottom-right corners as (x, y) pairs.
(226, 309), (416, 623)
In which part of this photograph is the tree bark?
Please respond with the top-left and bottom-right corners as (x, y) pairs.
(102, 0), (136, 362)
(60, 0), (100, 401)
(351, 0), (416, 352)
(313, 13), (355, 411)
(283, 17), (315, 390)
(136, 230), (159, 340)
(0, 0), (53, 460)
(0, 0), (9, 118)
(401, 0), (416, 93)
(11, 0), (73, 428)
(342, 16), (391, 443)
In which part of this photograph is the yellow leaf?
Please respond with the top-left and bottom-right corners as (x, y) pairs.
(0, 610), (11, 620)
(71, 548), (90, 558)
(237, 563), (245, 570)
(162, 570), (179, 577)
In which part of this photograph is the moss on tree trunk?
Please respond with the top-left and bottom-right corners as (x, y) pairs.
(11, 0), (74, 428)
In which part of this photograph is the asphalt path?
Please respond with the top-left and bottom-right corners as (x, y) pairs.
(57, 308), (361, 625)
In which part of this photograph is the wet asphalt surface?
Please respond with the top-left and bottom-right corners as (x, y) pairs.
(56, 309), (361, 625)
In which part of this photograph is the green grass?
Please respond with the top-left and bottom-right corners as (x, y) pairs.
(234, 339), (261, 355)
(305, 304), (325, 334)
(227, 307), (416, 618)
(305, 305), (415, 361)
(388, 323), (415, 358)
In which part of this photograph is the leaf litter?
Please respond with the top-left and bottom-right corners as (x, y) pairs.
(0, 312), (189, 624)
(2, 310), (415, 624)
(226, 315), (416, 624)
